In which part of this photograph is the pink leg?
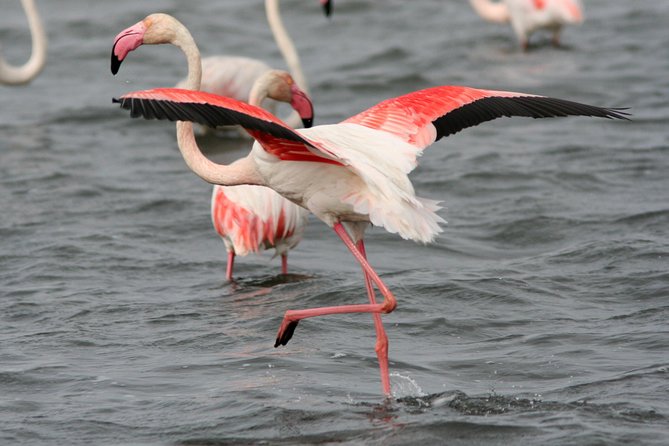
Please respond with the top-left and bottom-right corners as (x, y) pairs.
(357, 240), (391, 396)
(281, 254), (288, 275)
(226, 251), (235, 281)
(274, 222), (397, 396)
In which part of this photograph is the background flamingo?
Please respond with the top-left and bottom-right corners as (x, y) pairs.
(172, 0), (326, 131)
(0, 0), (47, 85)
(112, 13), (312, 282)
(113, 67), (627, 394)
(212, 182), (309, 281)
(468, 0), (584, 50)
(211, 70), (311, 281)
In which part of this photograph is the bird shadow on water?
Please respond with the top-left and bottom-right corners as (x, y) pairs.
(207, 273), (317, 303)
(224, 272), (315, 290)
(239, 273), (316, 288)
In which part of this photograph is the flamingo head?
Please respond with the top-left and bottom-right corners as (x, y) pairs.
(111, 14), (181, 75)
(111, 20), (146, 75)
(255, 70), (314, 128)
(320, 0), (333, 18)
(290, 83), (314, 128)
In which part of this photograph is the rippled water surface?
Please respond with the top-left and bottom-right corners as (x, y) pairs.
(1, 0), (668, 444)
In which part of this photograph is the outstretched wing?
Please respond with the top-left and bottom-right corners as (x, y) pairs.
(113, 88), (342, 165)
(343, 86), (629, 149)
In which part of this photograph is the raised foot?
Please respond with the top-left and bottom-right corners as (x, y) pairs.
(274, 318), (299, 347)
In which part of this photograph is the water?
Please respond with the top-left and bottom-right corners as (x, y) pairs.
(1, 0), (668, 444)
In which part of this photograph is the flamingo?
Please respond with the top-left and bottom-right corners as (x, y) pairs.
(170, 0), (329, 131)
(111, 25), (627, 396)
(212, 182), (309, 281)
(0, 0), (47, 85)
(111, 14), (313, 281)
(113, 85), (627, 395)
(468, 0), (584, 50)
(211, 71), (311, 281)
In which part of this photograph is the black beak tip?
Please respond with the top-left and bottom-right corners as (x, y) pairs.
(301, 117), (314, 129)
(111, 51), (122, 75)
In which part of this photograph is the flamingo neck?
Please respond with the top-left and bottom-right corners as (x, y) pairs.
(176, 122), (263, 187)
(248, 75), (272, 108)
(265, 0), (308, 93)
(167, 16), (260, 187)
(167, 19), (202, 91)
(0, 0), (47, 85)
(468, 0), (510, 23)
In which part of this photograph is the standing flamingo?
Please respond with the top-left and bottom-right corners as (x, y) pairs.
(468, 0), (584, 50)
(0, 0), (47, 85)
(112, 16), (627, 394)
(211, 70), (311, 281)
(112, 14), (313, 281)
(212, 182), (309, 281)
(171, 0), (327, 130)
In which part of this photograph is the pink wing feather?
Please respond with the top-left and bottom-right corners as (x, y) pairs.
(116, 86), (627, 155)
(115, 88), (342, 165)
(343, 85), (626, 149)
(343, 86), (538, 149)
(212, 185), (306, 256)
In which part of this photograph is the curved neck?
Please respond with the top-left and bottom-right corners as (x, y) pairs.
(248, 75), (270, 108)
(168, 19), (202, 91)
(170, 21), (261, 187)
(265, 0), (308, 93)
(175, 122), (262, 186)
(468, 0), (510, 23)
(0, 0), (47, 85)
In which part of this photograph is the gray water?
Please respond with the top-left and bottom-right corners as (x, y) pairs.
(1, 0), (668, 444)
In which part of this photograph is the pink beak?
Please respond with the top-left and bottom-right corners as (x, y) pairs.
(111, 21), (147, 75)
(289, 84), (314, 128)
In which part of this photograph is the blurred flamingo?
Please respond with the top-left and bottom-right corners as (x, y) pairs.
(0, 0), (46, 85)
(468, 0), (584, 50)
(112, 13), (312, 281)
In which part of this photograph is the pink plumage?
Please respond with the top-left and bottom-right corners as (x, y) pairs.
(211, 185), (308, 280)
(115, 81), (627, 396)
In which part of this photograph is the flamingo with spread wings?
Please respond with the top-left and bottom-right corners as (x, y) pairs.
(114, 82), (627, 396)
(1, 0), (47, 85)
(469, 0), (584, 50)
(112, 13), (312, 281)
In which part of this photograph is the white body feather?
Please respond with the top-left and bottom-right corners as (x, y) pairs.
(252, 124), (446, 244)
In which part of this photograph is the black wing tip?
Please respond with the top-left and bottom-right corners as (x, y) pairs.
(274, 320), (299, 348)
(604, 107), (632, 120)
(432, 95), (632, 141)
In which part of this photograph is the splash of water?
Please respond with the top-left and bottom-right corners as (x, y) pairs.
(390, 372), (427, 399)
